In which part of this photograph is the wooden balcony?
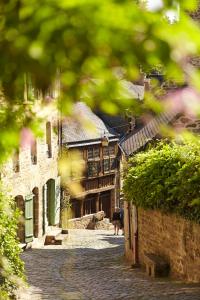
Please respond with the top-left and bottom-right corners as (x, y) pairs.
(84, 175), (115, 191)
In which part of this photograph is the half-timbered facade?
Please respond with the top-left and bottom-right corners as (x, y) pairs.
(62, 102), (120, 221)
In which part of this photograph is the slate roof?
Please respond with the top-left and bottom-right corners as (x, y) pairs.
(96, 82), (144, 136)
(95, 112), (130, 137)
(62, 102), (119, 147)
(120, 111), (178, 156)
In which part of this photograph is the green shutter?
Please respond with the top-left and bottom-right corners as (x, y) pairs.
(25, 194), (34, 243)
(47, 180), (56, 225)
(55, 177), (60, 225)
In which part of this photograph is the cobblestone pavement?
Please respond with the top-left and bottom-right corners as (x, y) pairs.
(19, 229), (200, 300)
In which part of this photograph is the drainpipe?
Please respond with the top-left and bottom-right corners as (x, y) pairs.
(132, 205), (139, 268)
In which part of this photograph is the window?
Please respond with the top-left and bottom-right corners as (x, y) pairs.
(94, 148), (100, 157)
(88, 161), (99, 177)
(103, 147), (109, 157)
(46, 122), (52, 158)
(31, 140), (37, 164)
(103, 145), (115, 157)
(88, 147), (100, 159)
(102, 144), (116, 173)
(103, 159), (110, 173)
(13, 150), (20, 173)
(109, 145), (115, 156)
(110, 158), (116, 170)
(88, 148), (93, 159)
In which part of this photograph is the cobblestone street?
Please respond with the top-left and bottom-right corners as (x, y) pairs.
(19, 229), (200, 300)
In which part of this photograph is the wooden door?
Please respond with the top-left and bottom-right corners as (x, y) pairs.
(99, 192), (111, 218)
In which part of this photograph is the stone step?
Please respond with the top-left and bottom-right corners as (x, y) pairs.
(45, 227), (63, 245)
(45, 229), (68, 245)
(19, 243), (27, 251)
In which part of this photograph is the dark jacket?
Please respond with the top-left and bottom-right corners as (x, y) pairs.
(112, 212), (121, 221)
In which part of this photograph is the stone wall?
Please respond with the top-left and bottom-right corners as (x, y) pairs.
(173, 115), (200, 133)
(138, 208), (200, 282)
(2, 110), (60, 241)
(67, 211), (112, 230)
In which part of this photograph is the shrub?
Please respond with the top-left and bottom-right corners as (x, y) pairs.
(0, 190), (24, 299)
(123, 141), (200, 223)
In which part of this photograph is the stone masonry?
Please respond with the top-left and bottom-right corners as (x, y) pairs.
(173, 116), (200, 133)
(18, 229), (200, 300)
(138, 208), (200, 282)
(1, 108), (60, 243)
(67, 211), (112, 230)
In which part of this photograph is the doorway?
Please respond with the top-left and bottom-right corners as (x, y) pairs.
(46, 179), (56, 226)
(99, 191), (111, 218)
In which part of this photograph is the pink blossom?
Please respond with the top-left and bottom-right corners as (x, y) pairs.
(165, 87), (200, 117)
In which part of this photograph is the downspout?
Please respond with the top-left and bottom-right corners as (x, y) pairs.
(132, 205), (139, 267)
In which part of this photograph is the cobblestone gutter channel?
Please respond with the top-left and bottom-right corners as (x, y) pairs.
(18, 230), (200, 300)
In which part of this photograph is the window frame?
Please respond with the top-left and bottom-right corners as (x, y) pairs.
(87, 147), (100, 160)
(103, 158), (110, 173)
(87, 161), (100, 177)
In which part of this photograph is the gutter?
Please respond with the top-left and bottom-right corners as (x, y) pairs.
(63, 137), (119, 148)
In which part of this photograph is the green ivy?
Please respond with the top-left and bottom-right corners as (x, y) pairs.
(0, 190), (25, 299)
(123, 141), (200, 223)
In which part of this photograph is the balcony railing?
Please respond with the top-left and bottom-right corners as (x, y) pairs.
(84, 175), (114, 191)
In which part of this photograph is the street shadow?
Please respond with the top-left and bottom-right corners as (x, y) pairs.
(20, 239), (200, 300)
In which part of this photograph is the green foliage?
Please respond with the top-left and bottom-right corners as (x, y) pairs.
(0, 0), (200, 162)
(0, 190), (24, 298)
(123, 141), (200, 222)
(0, 0), (200, 296)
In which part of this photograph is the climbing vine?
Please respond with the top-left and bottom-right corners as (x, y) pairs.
(0, 190), (24, 299)
(123, 141), (200, 223)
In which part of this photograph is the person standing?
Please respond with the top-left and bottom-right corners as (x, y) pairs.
(112, 207), (121, 235)
(120, 207), (124, 235)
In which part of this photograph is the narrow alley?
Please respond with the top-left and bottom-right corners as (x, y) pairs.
(18, 230), (200, 300)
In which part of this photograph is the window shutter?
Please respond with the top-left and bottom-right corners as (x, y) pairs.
(25, 194), (34, 243)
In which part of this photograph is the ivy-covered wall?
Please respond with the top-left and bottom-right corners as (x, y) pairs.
(0, 191), (24, 298)
(123, 141), (200, 223)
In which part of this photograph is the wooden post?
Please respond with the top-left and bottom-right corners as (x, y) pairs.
(110, 189), (116, 219)
(133, 205), (139, 266)
(99, 194), (102, 211)
(96, 193), (100, 213)
(80, 200), (84, 217)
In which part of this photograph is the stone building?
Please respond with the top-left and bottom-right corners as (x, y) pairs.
(1, 105), (61, 245)
(61, 102), (120, 225)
